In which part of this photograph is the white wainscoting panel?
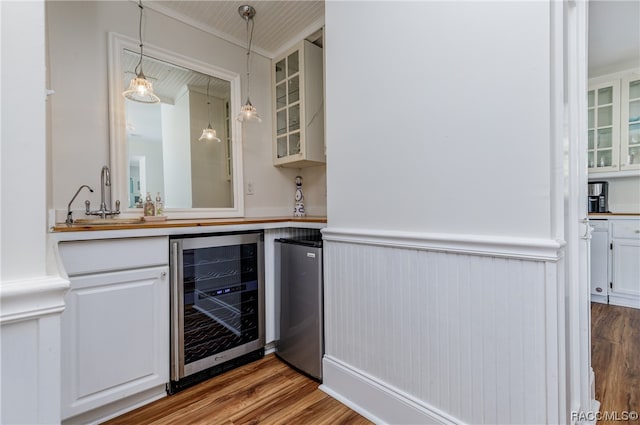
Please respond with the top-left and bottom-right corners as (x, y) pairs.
(321, 229), (564, 424)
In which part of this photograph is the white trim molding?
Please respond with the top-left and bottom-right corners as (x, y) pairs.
(322, 227), (566, 262)
(321, 356), (461, 425)
(0, 276), (69, 324)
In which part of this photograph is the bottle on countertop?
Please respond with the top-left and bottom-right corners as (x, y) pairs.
(144, 192), (155, 216)
(155, 192), (164, 216)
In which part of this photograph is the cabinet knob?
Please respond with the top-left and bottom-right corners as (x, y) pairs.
(161, 271), (167, 277)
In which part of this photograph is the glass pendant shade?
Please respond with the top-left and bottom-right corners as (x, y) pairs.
(122, 1), (159, 104)
(123, 72), (160, 103)
(199, 124), (221, 142)
(237, 98), (262, 123)
(237, 5), (260, 124)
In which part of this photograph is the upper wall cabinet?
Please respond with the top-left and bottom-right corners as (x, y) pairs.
(621, 75), (640, 170)
(272, 40), (325, 168)
(588, 71), (640, 174)
(588, 80), (620, 172)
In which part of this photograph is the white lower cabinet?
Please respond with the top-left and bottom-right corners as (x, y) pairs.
(58, 237), (169, 423)
(609, 220), (640, 308)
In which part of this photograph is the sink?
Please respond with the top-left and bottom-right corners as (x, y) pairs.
(73, 217), (143, 225)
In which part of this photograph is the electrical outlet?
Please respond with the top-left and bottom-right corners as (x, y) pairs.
(247, 182), (254, 195)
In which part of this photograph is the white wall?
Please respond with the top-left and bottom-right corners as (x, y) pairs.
(604, 176), (640, 213)
(1, 2), (67, 424)
(326, 2), (551, 238)
(128, 138), (164, 204)
(189, 91), (231, 208)
(322, 2), (567, 424)
(46, 1), (325, 220)
(161, 93), (192, 208)
(2, 2), (48, 280)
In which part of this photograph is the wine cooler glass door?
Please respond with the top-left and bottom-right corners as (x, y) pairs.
(171, 233), (264, 382)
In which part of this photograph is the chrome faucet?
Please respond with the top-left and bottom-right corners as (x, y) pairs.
(86, 165), (120, 219)
(66, 184), (94, 225)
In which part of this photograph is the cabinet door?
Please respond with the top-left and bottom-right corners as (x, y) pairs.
(61, 266), (169, 420)
(590, 226), (609, 299)
(620, 75), (640, 170)
(611, 239), (640, 298)
(272, 40), (324, 168)
(273, 48), (302, 162)
(587, 80), (620, 172)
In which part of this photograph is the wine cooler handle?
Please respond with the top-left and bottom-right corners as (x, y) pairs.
(171, 241), (181, 381)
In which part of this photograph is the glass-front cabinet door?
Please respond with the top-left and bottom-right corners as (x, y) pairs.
(588, 80), (620, 172)
(271, 39), (325, 168)
(621, 76), (640, 170)
(274, 50), (302, 161)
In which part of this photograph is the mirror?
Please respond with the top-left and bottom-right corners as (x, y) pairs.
(108, 33), (244, 218)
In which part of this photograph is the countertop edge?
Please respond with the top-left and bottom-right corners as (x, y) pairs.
(588, 213), (640, 219)
(49, 217), (327, 242)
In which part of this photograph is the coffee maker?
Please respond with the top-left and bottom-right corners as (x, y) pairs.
(588, 181), (609, 213)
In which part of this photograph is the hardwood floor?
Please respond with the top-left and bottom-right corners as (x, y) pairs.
(591, 302), (640, 423)
(102, 354), (372, 425)
(101, 304), (639, 424)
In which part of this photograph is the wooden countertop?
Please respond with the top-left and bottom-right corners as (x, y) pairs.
(589, 213), (640, 217)
(51, 216), (327, 233)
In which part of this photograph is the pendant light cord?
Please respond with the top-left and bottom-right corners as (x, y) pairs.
(206, 77), (212, 126)
(135, 0), (145, 76)
(244, 15), (255, 99)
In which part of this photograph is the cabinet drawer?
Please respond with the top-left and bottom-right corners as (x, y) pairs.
(611, 221), (640, 239)
(59, 236), (168, 276)
(590, 219), (609, 231)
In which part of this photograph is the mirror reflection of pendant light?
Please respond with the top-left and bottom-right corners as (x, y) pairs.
(199, 77), (221, 142)
(122, 0), (160, 104)
(236, 5), (261, 123)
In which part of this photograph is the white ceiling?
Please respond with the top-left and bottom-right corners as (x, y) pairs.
(148, 0), (325, 59)
(147, 1), (638, 73)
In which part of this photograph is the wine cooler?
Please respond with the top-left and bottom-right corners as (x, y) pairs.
(169, 232), (264, 393)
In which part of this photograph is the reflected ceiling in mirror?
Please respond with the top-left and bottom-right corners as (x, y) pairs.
(108, 32), (244, 218)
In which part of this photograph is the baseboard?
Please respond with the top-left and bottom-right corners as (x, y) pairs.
(608, 294), (640, 309)
(590, 294), (608, 304)
(62, 384), (166, 425)
(320, 356), (460, 425)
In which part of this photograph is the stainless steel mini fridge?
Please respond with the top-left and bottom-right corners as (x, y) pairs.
(274, 236), (323, 380)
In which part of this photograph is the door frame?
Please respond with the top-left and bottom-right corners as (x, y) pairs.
(562, 0), (598, 422)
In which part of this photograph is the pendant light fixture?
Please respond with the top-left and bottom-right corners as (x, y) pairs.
(122, 0), (160, 104)
(237, 4), (261, 123)
(199, 77), (221, 142)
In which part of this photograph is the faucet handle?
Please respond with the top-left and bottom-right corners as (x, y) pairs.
(115, 200), (121, 214)
(85, 200), (91, 214)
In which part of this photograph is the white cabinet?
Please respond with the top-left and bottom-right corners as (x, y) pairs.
(620, 75), (640, 170)
(588, 81), (620, 172)
(609, 219), (640, 309)
(588, 71), (640, 174)
(58, 237), (169, 423)
(590, 219), (609, 303)
(272, 39), (325, 167)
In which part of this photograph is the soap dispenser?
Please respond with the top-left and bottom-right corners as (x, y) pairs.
(144, 192), (155, 216)
(155, 192), (164, 216)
